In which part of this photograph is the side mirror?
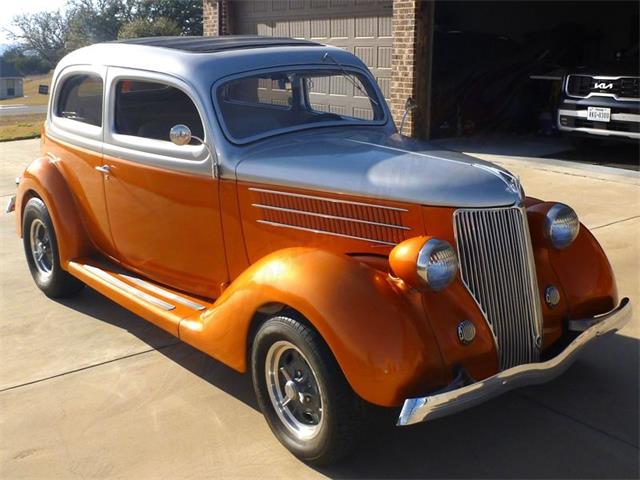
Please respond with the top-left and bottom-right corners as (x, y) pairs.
(168, 124), (219, 176)
(405, 97), (417, 112)
(399, 97), (418, 136)
(169, 124), (192, 146)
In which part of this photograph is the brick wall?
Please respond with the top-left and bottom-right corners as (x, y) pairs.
(203, 0), (218, 36)
(203, 0), (230, 36)
(390, 0), (418, 136)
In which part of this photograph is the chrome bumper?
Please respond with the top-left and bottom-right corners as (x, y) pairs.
(397, 298), (632, 426)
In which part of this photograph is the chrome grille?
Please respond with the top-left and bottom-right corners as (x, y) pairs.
(454, 207), (542, 370)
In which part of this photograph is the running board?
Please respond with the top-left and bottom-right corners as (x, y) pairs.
(67, 259), (211, 337)
(83, 265), (176, 311)
(120, 274), (206, 311)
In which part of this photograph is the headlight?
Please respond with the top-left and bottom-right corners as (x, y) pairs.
(417, 238), (458, 291)
(545, 203), (580, 249)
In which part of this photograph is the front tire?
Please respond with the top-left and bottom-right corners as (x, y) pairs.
(22, 197), (84, 298)
(251, 313), (364, 466)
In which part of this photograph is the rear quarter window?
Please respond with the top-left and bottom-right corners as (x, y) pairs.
(56, 74), (103, 127)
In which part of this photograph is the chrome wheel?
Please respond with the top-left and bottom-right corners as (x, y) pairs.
(265, 340), (324, 441)
(29, 218), (53, 277)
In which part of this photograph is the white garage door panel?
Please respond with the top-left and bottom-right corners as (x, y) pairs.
(233, 0), (392, 102)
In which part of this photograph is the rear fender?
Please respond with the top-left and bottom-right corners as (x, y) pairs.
(16, 156), (93, 266)
(179, 247), (446, 407)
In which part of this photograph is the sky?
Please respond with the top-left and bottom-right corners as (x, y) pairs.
(0, 0), (68, 44)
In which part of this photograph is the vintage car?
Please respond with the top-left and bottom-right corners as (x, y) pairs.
(7, 36), (631, 465)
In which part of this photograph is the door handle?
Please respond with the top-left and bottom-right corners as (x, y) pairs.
(95, 165), (111, 174)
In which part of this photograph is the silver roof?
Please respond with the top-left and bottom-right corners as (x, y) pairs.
(54, 38), (366, 87)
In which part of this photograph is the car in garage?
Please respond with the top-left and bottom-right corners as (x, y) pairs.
(7, 36), (632, 465)
(558, 46), (639, 140)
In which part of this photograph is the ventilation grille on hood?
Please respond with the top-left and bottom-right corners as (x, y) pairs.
(249, 187), (410, 246)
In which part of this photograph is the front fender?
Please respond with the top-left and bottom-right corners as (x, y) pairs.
(16, 156), (93, 265)
(179, 248), (446, 407)
(527, 202), (618, 319)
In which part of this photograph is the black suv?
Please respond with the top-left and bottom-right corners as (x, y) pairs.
(558, 47), (639, 141)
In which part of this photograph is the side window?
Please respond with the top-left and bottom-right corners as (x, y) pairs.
(114, 80), (204, 142)
(56, 74), (103, 127)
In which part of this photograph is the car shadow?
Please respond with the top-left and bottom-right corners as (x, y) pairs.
(56, 290), (639, 479)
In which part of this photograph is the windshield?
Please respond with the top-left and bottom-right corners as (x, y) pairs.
(214, 68), (385, 142)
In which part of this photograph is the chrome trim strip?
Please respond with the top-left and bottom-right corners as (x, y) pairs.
(251, 203), (410, 230)
(558, 124), (640, 140)
(120, 274), (206, 311)
(248, 187), (408, 212)
(82, 264), (175, 311)
(397, 298), (632, 426)
(522, 206), (544, 346)
(558, 109), (640, 123)
(257, 219), (397, 246)
(565, 74), (639, 102)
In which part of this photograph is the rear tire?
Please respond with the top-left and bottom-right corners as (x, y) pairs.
(251, 313), (364, 466)
(22, 197), (84, 298)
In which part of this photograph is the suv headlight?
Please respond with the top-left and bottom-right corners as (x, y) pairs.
(417, 238), (458, 291)
(545, 203), (580, 249)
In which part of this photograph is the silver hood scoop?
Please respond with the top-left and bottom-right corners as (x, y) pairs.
(234, 129), (522, 208)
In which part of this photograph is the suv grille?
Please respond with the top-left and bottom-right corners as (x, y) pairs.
(454, 207), (542, 370)
(567, 75), (640, 100)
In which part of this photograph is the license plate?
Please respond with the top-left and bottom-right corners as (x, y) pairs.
(587, 106), (611, 123)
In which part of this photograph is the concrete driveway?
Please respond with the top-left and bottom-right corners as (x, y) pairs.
(1, 138), (638, 479)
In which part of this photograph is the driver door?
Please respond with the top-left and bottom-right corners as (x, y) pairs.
(101, 68), (227, 299)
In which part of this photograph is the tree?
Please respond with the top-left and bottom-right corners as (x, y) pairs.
(9, 10), (70, 64)
(66, 0), (136, 50)
(118, 17), (181, 39)
(8, 0), (204, 66)
(134, 0), (203, 36)
(1, 46), (52, 75)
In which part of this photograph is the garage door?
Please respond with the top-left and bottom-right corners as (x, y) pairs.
(232, 0), (393, 113)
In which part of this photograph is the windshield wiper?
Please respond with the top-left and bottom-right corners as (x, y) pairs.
(321, 52), (379, 107)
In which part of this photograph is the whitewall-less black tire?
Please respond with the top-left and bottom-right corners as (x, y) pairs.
(22, 197), (84, 298)
(251, 313), (364, 466)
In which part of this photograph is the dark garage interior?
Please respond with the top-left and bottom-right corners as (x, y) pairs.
(430, 1), (639, 170)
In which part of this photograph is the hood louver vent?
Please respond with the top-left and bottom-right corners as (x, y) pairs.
(250, 188), (409, 246)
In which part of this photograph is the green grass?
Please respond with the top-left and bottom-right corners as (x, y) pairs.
(0, 72), (53, 106)
(0, 113), (44, 142)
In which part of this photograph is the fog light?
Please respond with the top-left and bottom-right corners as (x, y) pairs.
(545, 285), (560, 308)
(457, 320), (476, 345)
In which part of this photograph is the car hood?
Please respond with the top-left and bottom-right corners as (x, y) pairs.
(233, 129), (522, 208)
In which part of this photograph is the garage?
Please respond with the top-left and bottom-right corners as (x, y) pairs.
(430, 1), (639, 145)
(203, 0), (638, 169)
(425, 1), (639, 170)
(231, 0), (393, 115)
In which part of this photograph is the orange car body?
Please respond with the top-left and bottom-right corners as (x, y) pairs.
(13, 38), (623, 411)
(16, 131), (618, 407)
